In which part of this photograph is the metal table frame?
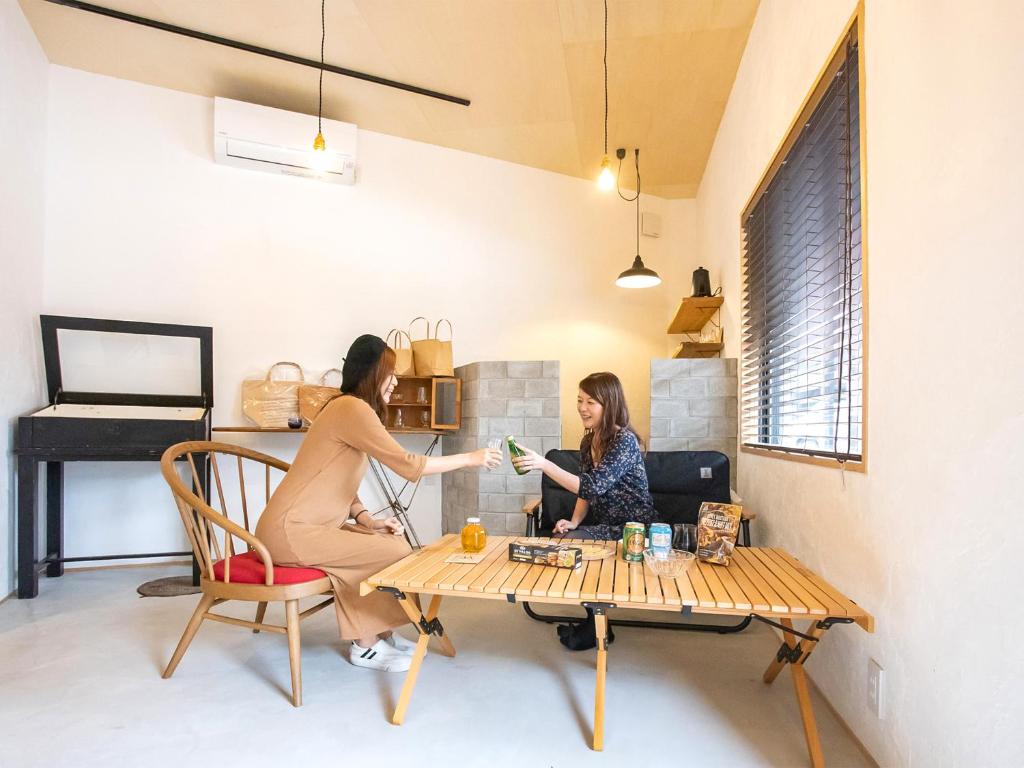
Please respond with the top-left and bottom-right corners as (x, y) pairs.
(366, 435), (439, 549)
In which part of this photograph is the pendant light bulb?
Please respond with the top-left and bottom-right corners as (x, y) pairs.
(598, 155), (615, 191)
(310, 131), (329, 173)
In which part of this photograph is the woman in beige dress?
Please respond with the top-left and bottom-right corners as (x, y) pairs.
(256, 335), (500, 671)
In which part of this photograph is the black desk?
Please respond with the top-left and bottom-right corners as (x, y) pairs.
(16, 316), (213, 599)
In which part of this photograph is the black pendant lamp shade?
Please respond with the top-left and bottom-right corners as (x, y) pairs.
(616, 255), (661, 288)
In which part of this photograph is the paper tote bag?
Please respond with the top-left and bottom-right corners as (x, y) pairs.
(385, 329), (415, 376)
(410, 317), (454, 377)
(241, 361), (305, 428)
(298, 368), (343, 425)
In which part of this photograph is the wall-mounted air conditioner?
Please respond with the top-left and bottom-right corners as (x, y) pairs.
(213, 97), (357, 184)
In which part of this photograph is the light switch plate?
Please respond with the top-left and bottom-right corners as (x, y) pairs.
(700, 467), (713, 479)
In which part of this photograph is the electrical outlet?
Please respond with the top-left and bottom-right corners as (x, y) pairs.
(867, 659), (885, 719)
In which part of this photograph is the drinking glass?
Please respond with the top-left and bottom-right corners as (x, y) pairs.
(486, 437), (503, 472)
(419, 410), (430, 428)
(393, 408), (404, 429)
(416, 386), (428, 404)
(672, 523), (698, 553)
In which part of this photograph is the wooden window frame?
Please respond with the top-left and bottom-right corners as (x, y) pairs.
(739, 3), (868, 473)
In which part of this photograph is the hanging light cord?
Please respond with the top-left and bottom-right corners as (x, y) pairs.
(318, 0), (325, 135)
(603, 0), (608, 156)
(635, 149), (641, 255)
(617, 147), (639, 202)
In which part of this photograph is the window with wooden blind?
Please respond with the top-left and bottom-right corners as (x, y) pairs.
(741, 22), (864, 465)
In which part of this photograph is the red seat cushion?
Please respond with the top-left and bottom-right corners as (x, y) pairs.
(212, 551), (327, 585)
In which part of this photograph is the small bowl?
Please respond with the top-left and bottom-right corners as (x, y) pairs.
(643, 548), (696, 578)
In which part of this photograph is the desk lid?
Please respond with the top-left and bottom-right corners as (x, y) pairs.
(40, 315), (214, 409)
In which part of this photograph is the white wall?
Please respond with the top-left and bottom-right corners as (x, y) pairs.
(40, 65), (691, 562)
(1, 0), (49, 596)
(696, 0), (1024, 764)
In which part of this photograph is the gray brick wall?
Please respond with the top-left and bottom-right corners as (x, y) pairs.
(650, 358), (738, 473)
(441, 361), (561, 537)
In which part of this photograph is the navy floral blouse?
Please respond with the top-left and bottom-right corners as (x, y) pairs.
(568, 429), (655, 541)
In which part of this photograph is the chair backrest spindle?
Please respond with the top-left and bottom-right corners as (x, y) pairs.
(237, 455), (251, 543)
(161, 441), (291, 587)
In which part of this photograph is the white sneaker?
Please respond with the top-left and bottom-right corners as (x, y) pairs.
(349, 640), (412, 672)
(385, 632), (420, 655)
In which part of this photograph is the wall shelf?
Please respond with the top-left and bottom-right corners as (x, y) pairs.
(667, 296), (724, 334)
(672, 342), (725, 359)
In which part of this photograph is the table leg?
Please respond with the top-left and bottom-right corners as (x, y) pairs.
(46, 462), (64, 578)
(388, 592), (454, 725)
(763, 618), (827, 768)
(17, 456), (39, 598)
(592, 611), (609, 751)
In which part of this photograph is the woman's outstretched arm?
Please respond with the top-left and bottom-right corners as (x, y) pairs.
(511, 442), (580, 494)
(421, 450), (500, 476)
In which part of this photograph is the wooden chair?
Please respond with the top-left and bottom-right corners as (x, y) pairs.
(159, 441), (334, 706)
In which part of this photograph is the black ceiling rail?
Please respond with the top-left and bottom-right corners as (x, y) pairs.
(45, 0), (471, 107)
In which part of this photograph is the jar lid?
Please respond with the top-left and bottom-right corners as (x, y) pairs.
(467, 517), (480, 524)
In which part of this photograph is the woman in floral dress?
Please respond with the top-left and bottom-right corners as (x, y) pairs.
(513, 371), (654, 648)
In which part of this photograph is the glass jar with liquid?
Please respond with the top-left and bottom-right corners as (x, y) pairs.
(460, 517), (487, 553)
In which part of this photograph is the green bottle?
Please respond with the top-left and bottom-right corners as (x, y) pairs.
(507, 435), (529, 476)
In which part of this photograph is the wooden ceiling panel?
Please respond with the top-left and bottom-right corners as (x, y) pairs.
(18, 0), (758, 198)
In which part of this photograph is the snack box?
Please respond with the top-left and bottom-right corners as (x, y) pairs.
(508, 542), (583, 569)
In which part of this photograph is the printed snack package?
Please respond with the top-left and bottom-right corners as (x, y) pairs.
(508, 543), (582, 569)
(696, 502), (743, 565)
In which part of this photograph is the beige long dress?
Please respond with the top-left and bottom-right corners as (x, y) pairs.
(255, 395), (426, 640)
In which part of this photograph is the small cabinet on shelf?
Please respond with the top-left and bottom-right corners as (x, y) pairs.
(387, 376), (461, 433)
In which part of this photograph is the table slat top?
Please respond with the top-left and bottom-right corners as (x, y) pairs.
(363, 535), (873, 631)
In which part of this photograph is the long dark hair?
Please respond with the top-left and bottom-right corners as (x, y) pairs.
(346, 347), (396, 422)
(578, 372), (640, 462)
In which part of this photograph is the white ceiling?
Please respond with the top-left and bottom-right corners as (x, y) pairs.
(20, 0), (758, 198)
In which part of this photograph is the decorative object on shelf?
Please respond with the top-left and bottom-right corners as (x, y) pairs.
(615, 148), (661, 288)
(409, 317), (455, 376)
(310, 0), (328, 172)
(242, 361), (305, 428)
(596, 0), (614, 191)
(699, 325), (724, 344)
(297, 367), (343, 425)
(385, 328), (415, 375)
(692, 266), (712, 297)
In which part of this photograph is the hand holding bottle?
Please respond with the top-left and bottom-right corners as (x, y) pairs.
(510, 442), (545, 473)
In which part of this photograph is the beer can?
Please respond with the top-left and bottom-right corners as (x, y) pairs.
(622, 522), (646, 562)
(649, 522), (672, 556)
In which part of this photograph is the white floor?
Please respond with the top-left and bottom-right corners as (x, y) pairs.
(0, 566), (873, 768)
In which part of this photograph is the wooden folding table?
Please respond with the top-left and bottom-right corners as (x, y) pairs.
(361, 534), (873, 766)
